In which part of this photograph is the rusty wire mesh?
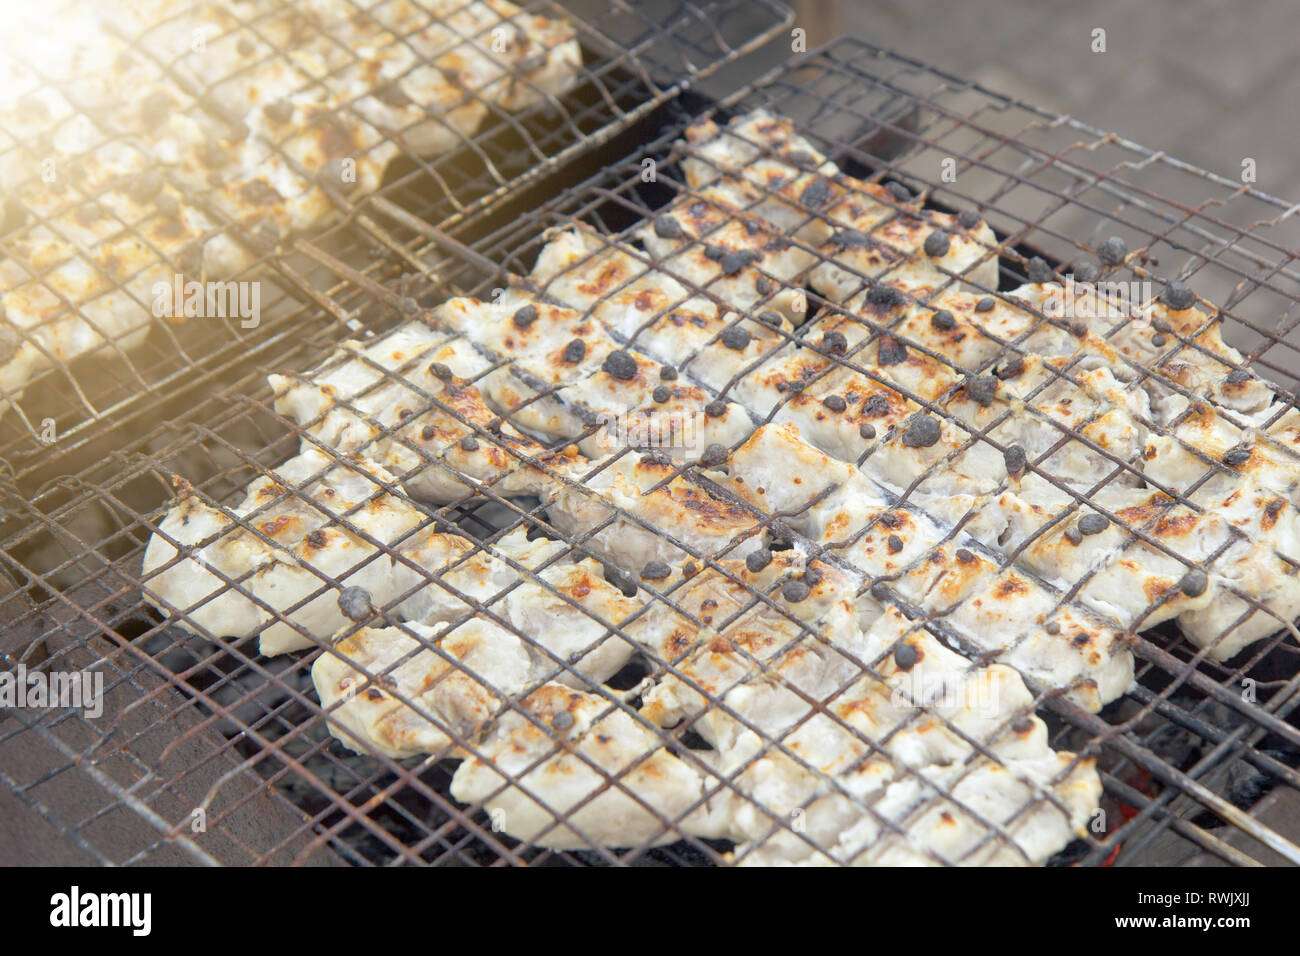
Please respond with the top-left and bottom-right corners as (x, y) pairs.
(3, 37), (1300, 866)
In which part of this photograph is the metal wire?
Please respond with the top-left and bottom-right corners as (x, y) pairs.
(4, 36), (1300, 866)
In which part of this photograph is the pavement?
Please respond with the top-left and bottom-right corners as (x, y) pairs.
(707, 0), (1300, 199)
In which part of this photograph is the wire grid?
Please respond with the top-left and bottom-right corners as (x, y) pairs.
(3, 37), (1300, 865)
(0, 0), (791, 468)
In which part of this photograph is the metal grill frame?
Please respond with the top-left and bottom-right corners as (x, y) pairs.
(3, 36), (1300, 867)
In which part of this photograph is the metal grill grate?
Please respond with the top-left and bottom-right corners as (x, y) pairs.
(0, 0), (791, 469)
(3, 37), (1300, 866)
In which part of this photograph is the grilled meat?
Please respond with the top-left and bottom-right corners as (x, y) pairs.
(449, 684), (722, 849)
(314, 549), (644, 758)
(707, 605), (1100, 865)
(269, 323), (584, 503)
(434, 294), (752, 457)
(142, 446), (428, 656)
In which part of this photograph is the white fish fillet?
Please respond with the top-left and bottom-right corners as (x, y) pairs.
(434, 294), (753, 457)
(449, 684), (723, 849)
(269, 322), (585, 503)
(142, 445), (427, 656)
(314, 554), (645, 758)
(696, 604), (1099, 865)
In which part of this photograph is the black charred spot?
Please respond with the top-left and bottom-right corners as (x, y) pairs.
(901, 416), (941, 448)
(800, 177), (833, 208)
(877, 336), (908, 366)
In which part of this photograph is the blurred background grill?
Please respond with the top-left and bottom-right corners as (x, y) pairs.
(0, 0), (789, 467)
(3, 8), (1300, 866)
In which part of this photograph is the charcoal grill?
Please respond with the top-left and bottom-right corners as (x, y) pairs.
(4, 25), (1300, 867)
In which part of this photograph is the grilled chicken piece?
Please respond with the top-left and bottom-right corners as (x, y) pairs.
(449, 684), (722, 849)
(343, 527), (1101, 857)
(939, 559), (1136, 710)
(679, 108), (841, 238)
(526, 225), (692, 343)
(1266, 406), (1300, 488)
(1142, 396), (1300, 508)
(392, 525), (644, 681)
(314, 619), (534, 760)
(1015, 281), (1277, 422)
(708, 606), (1100, 865)
(729, 322), (856, 421)
(975, 479), (1300, 658)
(819, 498), (951, 583)
(496, 558), (646, 685)
(731, 303), (1149, 514)
(764, 365), (923, 467)
(734, 289), (965, 410)
(679, 111), (999, 301)
(543, 451), (766, 570)
(716, 423), (1133, 708)
(142, 446), (427, 656)
(724, 422), (888, 512)
(636, 187), (816, 325)
(736, 757), (1099, 866)
(297, 0), (583, 114)
(809, 219), (995, 305)
(1116, 468), (1298, 657)
(314, 552), (646, 758)
(964, 365), (1151, 493)
(435, 294), (751, 457)
(832, 511), (1136, 711)
(887, 285), (1080, 373)
(362, 524), (642, 683)
(269, 323), (584, 502)
(436, 294), (628, 443)
(0, 15), (168, 140)
(1175, 516), (1300, 657)
(557, 352), (755, 458)
(128, 0), (579, 143)
(628, 552), (873, 730)
(0, 136), (263, 407)
(388, 526), (552, 626)
(528, 226), (800, 395)
(686, 424), (1134, 709)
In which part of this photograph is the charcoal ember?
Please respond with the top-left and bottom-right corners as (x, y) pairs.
(208, 654), (313, 739)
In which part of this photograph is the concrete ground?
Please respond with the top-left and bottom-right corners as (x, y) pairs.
(707, 0), (1300, 199)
